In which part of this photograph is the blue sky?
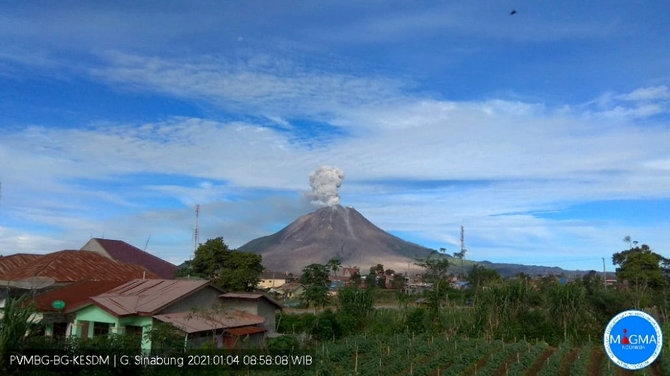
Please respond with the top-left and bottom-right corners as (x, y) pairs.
(1, 1), (669, 271)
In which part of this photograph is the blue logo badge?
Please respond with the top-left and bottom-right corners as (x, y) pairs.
(603, 310), (663, 370)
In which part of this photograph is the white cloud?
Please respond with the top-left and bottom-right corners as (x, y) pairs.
(2, 45), (670, 268)
(617, 86), (670, 102)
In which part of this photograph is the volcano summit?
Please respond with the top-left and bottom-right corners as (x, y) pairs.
(239, 205), (434, 273)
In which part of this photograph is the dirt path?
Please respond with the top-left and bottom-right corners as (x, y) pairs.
(524, 347), (555, 376)
(557, 347), (581, 376)
(586, 347), (604, 376)
(463, 351), (492, 376)
(492, 348), (529, 376)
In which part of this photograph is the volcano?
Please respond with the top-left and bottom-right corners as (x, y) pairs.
(239, 205), (434, 273)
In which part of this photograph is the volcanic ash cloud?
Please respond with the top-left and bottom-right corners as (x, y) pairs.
(309, 165), (344, 207)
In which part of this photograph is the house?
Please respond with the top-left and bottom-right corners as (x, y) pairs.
(154, 310), (266, 348)
(32, 280), (127, 338)
(71, 279), (266, 352)
(0, 254), (42, 276)
(257, 271), (291, 289)
(0, 250), (159, 288)
(81, 238), (178, 279)
(275, 282), (305, 300)
(219, 293), (283, 337)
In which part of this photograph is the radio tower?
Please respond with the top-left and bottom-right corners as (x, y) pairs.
(193, 204), (200, 253)
(460, 225), (466, 254)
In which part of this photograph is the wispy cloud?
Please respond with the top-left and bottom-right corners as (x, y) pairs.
(2, 2), (670, 269)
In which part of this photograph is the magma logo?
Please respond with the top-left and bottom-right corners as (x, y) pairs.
(603, 310), (663, 370)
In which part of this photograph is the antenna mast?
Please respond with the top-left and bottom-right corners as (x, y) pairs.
(193, 204), (200, 253)
(460, 225), (465, 254)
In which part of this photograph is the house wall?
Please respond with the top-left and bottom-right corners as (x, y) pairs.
(257, 300), (277, 335)
(258, 278), (287, 289)
(219, 298), (278, 335)
(220, 299), (258, 315)
(160, 285), (221, 314)
(80, 239), (112, 259)
(73, 304), (153, 353)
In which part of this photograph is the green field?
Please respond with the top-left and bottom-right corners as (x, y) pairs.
(240, 334), (667, 376)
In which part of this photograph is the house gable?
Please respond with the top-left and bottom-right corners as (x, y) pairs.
(81, 238), (178, 279)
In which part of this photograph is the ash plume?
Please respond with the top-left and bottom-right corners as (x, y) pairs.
(309, 165), (344, 207)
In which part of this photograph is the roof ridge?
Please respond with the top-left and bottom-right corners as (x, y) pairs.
(96, 238), (172, 261)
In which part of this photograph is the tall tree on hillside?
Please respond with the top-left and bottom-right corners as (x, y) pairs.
(181, 237), (263, 291)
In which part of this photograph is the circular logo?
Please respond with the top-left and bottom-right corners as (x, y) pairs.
(603, 310), (663, 370)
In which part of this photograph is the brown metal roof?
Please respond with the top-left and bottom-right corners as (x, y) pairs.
(153, 310), (265, 334)
(32, 280), (125, 313)
(225, 326), (266, 336)
(0, 254), (42, 278)
(0, 250), (159, 283)
(83, 238), (178, 279)
(91, 279), (211, 317)
(219, 292), (283, 309)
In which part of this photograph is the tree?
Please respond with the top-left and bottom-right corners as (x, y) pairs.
(0, 296), (40, 373)
(548, 282), (588, 342)
(468, 264), (502, 291)
(452, 249), (467, 277)
(181, 237), (263, 291)
(415, 252), (450, 318)
(300, 263), (331, 312)
(326, 257), (342, 279)
(613, 243), (668, 308)
(349, 270), (362, 286)
(300, 263), (330, 286)
(370, 264), (384, 276)
(337, 286), (374, 328)
(390, 273), (407, 290)
(301, 285), (329, 313)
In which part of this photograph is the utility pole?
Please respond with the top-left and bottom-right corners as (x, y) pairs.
(602, 257), (607, 289)
(193, 204), (200, 254)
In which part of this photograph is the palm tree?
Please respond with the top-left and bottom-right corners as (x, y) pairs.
(623, 235), (632, 250)
(326, 257), (342, 280)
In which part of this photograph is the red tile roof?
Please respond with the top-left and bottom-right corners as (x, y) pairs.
(32, 280), (126, 313)
(0, 251), (159, 283)
(0, 254), (42, 276)
(91, 279), (213, 317)
(82, 238), (178, 279)
(153, 310), (265, 334)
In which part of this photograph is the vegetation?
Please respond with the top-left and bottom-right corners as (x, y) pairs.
(178, 237), (263, 291)
(300, 263), (331, 312)
(6, 239), (670, 375)
(0, 296), (42, 374)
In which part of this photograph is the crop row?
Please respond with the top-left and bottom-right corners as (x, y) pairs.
(228, 336), (668, 376)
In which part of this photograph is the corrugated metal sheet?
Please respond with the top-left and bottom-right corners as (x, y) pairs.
(0, 251), (159, 283)
(91, 279), (210, 317)
(219, 292), (283, 309)
(153, 310), (265, 334)
(0, 254), (42, 278)
(83, 238), (178, 279)
(32, 280), (125, 313)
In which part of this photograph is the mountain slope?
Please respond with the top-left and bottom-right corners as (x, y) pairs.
(239, 205), (434, 273)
